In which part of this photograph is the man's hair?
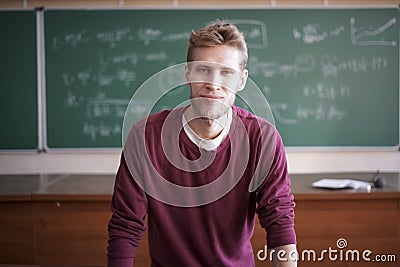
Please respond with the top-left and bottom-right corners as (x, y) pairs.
(187, 20), (248, 71)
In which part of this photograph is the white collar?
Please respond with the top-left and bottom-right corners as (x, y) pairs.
(182, 108), (232, 151)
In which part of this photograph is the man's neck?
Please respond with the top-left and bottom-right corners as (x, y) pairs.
(184, 107), (228, 140)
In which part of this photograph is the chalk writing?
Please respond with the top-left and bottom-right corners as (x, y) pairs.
(270, 103), (298, 125)
(44, 10), (398, 148)
(52, 30), (90, 50)
(98, 51), (167, 69)
(64, 91), (84, 108)
(62, 68), (93, 87)
(350, 17), (397, 46)
(303, 83), (350, 100)
(293, 23), (345, 44)
(82, 121), (122, 141)
(295, 104), (346, 121)
(228, 19), (268, 49)
(137, 28), (162, 46)
(51, 25), (192, 52)
(86, 93), (129, 118)
(62, 68), (136, 87)
(96, 27), (133, 48)
(99, 52), (138, 66)
(268, 81), (350, 124)
(144, 52), (168, 62)
(125, 99), (154, 122)
(248, 54), (315, 79)
(161, 32), (191, 42)
(321, 55), (388, 77)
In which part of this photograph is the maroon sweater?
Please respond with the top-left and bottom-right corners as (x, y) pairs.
(108, 106), (296, 267)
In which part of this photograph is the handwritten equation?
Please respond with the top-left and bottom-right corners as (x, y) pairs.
(269, 82), (350, 125)
(249, 53), (388, 80)
(46, 12), (398, 145)
(293, 24), (345, 44)
(84, 93), (129, 140)
(52, 26), (190, 50)
(293, 17), (397, 46)
(248, 54), (315, 79)
(62, 68), (136, 88)
(82, 121), (122, 141)
(321, 55), (388, 77)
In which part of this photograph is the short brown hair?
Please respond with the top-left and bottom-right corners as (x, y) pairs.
(187, 20), (248, 71)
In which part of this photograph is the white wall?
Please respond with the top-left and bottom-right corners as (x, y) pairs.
(286, 150), (400, 173)
(0, 150), (399, 174)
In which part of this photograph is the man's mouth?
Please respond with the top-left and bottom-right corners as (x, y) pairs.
(200, 95), (223, 100)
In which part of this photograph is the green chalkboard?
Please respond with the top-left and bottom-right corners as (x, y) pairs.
(44, 8), (399, 149)
(0, 11), (37, 150)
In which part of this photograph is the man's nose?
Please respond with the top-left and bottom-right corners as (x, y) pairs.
(206, 72), (222, 90)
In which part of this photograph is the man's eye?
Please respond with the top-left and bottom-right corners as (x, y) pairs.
(222, 70), (234, 75)
(199, 67), (210, 73)
(194, 66), (210, 73)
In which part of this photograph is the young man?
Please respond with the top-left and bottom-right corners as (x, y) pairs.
(108, 21), (297, 267)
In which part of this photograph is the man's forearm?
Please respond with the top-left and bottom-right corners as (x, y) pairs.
(270, 244), (298, 267)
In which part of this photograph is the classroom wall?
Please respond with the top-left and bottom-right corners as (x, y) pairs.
(1, 0), (399, 175)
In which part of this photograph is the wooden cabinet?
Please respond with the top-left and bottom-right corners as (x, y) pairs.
(34, 200), (111, 265)
(0, 175), (113, 266)
(0, 202), (35, 264)
(292, 197), (399, 267)
(0, 173), (399, 266)
(0, 199), (111, 266)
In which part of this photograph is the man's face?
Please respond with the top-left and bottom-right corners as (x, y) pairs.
(185, 45), (248, 120)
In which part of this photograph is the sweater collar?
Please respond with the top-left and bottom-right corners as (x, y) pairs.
(182, 107), (233, 151)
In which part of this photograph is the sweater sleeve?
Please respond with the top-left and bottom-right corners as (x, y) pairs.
(256, 130), (296, 249)
(107, 153), (148, 267)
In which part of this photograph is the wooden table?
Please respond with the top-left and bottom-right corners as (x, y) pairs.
(275, 173), (400, 267)
(0, 173), (399, 266)
(0, 175), (113, 266)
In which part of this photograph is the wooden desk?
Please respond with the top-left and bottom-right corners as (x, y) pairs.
(0, 175), (113, 266)
(277, 173), (399, 267)
(0, 173), (399, 266)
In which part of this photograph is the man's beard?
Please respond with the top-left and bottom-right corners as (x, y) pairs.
(190, 97), (231, 120)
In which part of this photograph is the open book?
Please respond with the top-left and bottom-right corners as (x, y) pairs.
(312, 179), (371, 190)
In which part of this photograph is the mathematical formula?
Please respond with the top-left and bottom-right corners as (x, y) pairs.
(48, 14), (397, 143)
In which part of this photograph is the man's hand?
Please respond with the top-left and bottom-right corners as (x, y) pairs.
(270, 244), (297, 267)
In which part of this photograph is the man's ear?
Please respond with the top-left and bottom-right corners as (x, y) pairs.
(237, 69), (248, 91)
